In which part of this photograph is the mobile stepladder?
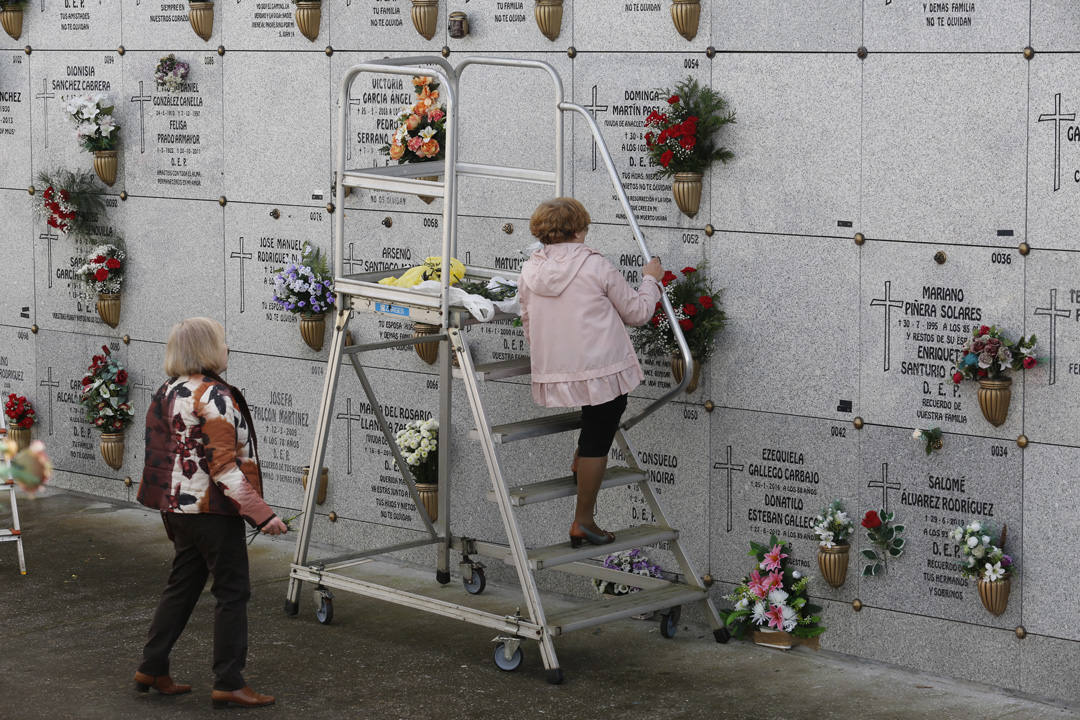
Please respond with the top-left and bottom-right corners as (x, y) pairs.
(0, 413), (27, 574)
(285, 56), (728, 683)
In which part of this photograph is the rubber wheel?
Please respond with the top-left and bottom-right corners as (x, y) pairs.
(316, 596), (333, 625)
(660, 612), (678, 639)
(493, 643), (523, 672)
(713, 627), (731, 644)
(463, 567), (486, 595)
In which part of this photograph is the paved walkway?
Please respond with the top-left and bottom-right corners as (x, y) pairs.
(0, 490), (1075, 720)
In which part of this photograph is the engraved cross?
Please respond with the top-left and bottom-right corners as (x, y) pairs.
(868, 463), (901, 515)
(130, 80), (154, 154)
(1034, 288), (1069, 386)
(582, 85), (610, 172)
(334, 397), (365, 475)
(38, 367), (59, 436)
(35, 79), (56, 149)
(39, 231), (59, 289)
(229, 237), (253, 314)
(871, 281), (905, 372)
(1037, 93), (1075, 192)
(712, 445), (744, 533)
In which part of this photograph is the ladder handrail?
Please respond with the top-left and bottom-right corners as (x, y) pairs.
(557, 101), (693, 428)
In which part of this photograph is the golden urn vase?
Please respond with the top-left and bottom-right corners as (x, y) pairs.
(416, 481), (438, 522)
(671, 0), (700, 41)
(93, 150), (118, 187)
(189, 1), (214, 41)
(301, 466), (329, 505)
(534, 0), (563, 41)
(1, 6), (24, 41)
(412, 323), (440, 365)
(418, 175), (439, 204)
(9, 426), (31, 451)
(100, 431), (125, 470)
(977, 377), (1012, 427)
(299, 312), (327, 351)
(97, 293), (122, 329)
(818, 544), (850, 588)
(294, 1), (321, 41)
(977, 576), (1011, 616)
(672, 172), (702, 218)
(411, 0), (438, 41)
(670, 354), (701, 394)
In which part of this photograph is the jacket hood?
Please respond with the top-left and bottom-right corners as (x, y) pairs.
(520, 243), (596, 297)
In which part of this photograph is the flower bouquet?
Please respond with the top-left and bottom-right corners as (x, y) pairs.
(380, 76), (446, 202)
(952, 325), (1037, 426)
(155, 54), (190, 93)
(913, 427), (943, 455)
(79, 345), (135, 470)
(632, 264), (725, 393)
(394, 418), (439, 521)
(76, 243), (126, 328)
(65, 93), (121, 186)
(860, 509), (905, 577)
(812, 500), (855, 588)
(272, 243), (336, 351)
(0, 0), (28, 41)
(644, 77), (735, 217)
(723, 535), (825, 649)
(949, 520), (1012, 616)
(592, 548), (664, 596)
(1, 437), (52, 495)
(4, 394), (35, 450)
(34, 169), (105, 237)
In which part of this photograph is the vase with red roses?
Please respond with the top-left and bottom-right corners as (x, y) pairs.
(76, 242), (126, 329)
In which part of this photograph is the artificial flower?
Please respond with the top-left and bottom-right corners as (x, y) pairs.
(761, 544), (788, 572)
(984, 562), (1005, 582)
(764, 605), (786, 630)
(861, 510), (882, 529)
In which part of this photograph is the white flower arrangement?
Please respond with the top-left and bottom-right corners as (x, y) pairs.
(811, 499), (854, 548)
(394, 418), (438, 485)
(64, 93), (120, 152)
(949, 520), (1012, 581)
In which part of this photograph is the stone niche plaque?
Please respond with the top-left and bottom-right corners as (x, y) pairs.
(326, 364), (439, 531)
(712, 0), (858, 52)
(34, 195), (126, 335)
(223, 201), (331, 357)
(709, 231), (858, 420)
(34, 331), (129, 476)
(328, 0), (443, 51)
(1026, 58), (1080, 252)
(444, 1), (574, 53)
(711, 54), (859, 238)
(123, 50), (224, 200)
(1031, 1), (1080, 52)
(859, 242), (1023, 437)
(224, 350), (328, 511)
(864, 0), (1027, 53)
(223, 52), (329, 204)
(121, 198), (225, 342)
(0, 326), (36, 413)
(119, 0), (215, 50)
(222, 0), (326, 50)
(574, 0), (712, 52)
(572, 53), (710, 228)
(1022, 443), (1080, 641)
(862, 55), (1025, 246)
(0, 190), (34, 326)
(1021, 251), (1080, 446)
(29, 51), (124, 182)
(858, 425), (1021, 629)
(709, 409), (859, 604)
(30, 0), (122, 50)
(0, 51), (31, 188)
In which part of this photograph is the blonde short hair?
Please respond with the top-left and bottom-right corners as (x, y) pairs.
(530, 197), (591, 245)
(164, 317), (226, 377)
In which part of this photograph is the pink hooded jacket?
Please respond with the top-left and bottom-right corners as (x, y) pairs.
(519, 243), (662, 408)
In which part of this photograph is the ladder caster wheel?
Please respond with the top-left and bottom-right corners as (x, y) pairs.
(436, 569), (451, 585)
(493, 643), (523, 672)
(713, 627), (731, 644)
(315, 590), (334, 625)
(284, 599), (299, 617)
(545, 668), (564, 685)
(462, 567), (486, 595)
(660, 607), (681, 639)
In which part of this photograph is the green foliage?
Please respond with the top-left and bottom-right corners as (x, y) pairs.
(34, 169), (106, 237)
(861, 509), (905, 577)
(457, 279), (517, 301)
(79, 345), (135, 432)
(643, 77), (735, 178)
(0, 0), (30, 9)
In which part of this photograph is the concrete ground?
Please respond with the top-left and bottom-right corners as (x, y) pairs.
(0, 489), (1076, 720)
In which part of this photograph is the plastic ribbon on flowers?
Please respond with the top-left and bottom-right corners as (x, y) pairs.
(378, 257), (465, 288)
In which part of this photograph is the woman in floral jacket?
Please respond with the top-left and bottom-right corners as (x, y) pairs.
(135, 317), (286, 709)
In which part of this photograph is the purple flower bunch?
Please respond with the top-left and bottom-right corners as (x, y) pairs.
(594, 548), (664, 595)
(272, 244), (336, 316)
(154, 54), (190, 93)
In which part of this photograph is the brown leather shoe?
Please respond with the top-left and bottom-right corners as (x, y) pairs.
(211, 686), (275, 709)
(134, 671), (192, 695)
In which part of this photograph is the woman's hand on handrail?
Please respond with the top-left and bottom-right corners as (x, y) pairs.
(644, 257), (663, 282)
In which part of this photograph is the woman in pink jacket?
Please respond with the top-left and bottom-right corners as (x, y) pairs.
(519, 198), (664, 547)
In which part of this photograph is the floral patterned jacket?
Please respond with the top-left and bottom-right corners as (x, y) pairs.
(137, 374), (275, 528)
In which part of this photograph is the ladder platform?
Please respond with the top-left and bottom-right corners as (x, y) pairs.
(489, 467), (645, 507)
(452, 356), (531, 382)
(470, 411), (581, 444)
(547, 583), (706, 635)
(527, 524), (676, 570)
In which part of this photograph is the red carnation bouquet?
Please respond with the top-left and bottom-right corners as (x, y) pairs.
(79, 345), (134, 432)
(76, 243), (126, 294)
(644, 77), (735, 176)
(632, 264), (725, 361)
(34, 169), (105, 236)
(4, 394), (36, 429)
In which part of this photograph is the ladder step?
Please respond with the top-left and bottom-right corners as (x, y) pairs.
(488, 467), (645, 506)
(469, 411), (581, 444)
(547, 584), (707, 635)
(527, 524), (676, 571)
(0, 529), (21, 536)
(452, 356), (531, 382)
